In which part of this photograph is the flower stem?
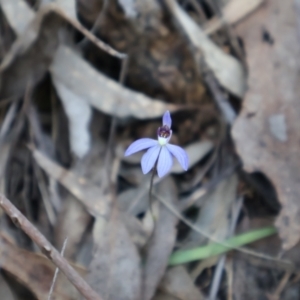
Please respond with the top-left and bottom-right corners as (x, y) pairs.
(148, 165), (156, 220)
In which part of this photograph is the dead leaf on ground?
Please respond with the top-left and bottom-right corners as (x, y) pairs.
(0, 4), (63, 98)
(0, 232), (84, 300)
(1, 0), (174, 120)
(164, 0), (246, 98)
(54, 193), (91, 259)
(33, 146), (145, 252)
(231, 0), (300, 250)
(32, 147), (110, 216)
(158, 266), (205, 300)
(54, 0), (77, 19)
(87, 213), (141, 300)
(204, 0), (264, 35)
(51, 45), (177, 119)
(142, 177), (179, 300)
(54, 141), (105, 258)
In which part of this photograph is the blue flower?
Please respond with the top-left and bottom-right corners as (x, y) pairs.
(124, 111), (189, 177)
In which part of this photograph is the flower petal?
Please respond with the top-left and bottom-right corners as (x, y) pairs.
(125, 138), (157, 156)
(157, 146), (173, 177)
(162, 111), (172, 128)
(166, 144), (188, 171)
(141, 145), (161, 174)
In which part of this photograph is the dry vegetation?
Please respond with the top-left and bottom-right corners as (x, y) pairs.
(0, 0), (300, 299)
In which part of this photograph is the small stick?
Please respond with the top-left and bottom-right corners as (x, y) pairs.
(48, 237), (68, 300)
(0, 193), (103, 300)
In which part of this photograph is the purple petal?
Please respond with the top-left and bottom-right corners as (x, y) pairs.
(141, 145), (161, 174)
(162, 111), (172, 128)
(157, 146), (173, 177)
(125, 138), (157, 156)
(166, 144), (188, 171)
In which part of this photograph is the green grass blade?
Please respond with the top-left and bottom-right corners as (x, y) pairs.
(169, 226), (276, 266)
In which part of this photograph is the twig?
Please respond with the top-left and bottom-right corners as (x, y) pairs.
(51, 4), (126, 59)
(0, 193), (103, 300)
(267, 272), (291, 300)
(48, 237), (68, 300)
(78, 0), (109, 49)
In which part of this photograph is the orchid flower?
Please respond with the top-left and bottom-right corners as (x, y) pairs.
(124, 111), (188, 177)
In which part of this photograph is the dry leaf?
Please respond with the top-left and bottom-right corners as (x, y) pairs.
(54, 0), (77, 18)
(51, 45), (177, 119)
(1, 0), (174, 120)
(159, 266), (205, 300)
(0, 232), (83, 300)
(54, 194), (91, 259)
(204, 0), (264, 35)
(142, 177), (179, 300)
(54, 78), (92, 158)
(32, 147), (110, 216)
(231, 0), (300, 250)
(0, 5), (63, 98)
(33, 147), (145, 255)
(164, 0), (246, 98)
(0, 0), (35, 35)
(87, 214), (141, 300)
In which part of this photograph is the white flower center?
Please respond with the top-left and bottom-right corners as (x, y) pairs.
(158, 136), (168, 146)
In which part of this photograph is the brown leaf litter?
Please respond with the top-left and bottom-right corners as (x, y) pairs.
(232, 0), (300, 250)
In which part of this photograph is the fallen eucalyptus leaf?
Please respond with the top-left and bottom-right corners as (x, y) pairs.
(51, 45), (177, 119)
(87, 214), (141, 300)
(231, 0), (300, 250)
(142, 177), (178, 300)
(204, 0), (264, 35)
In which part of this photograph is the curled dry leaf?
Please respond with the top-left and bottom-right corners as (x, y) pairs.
(142, 177), (179, 300)
(0, 232), (84, 300)
(51, 45), (177, 119)
(164, 0), (246, 98)
(232, 0), (300, 250)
